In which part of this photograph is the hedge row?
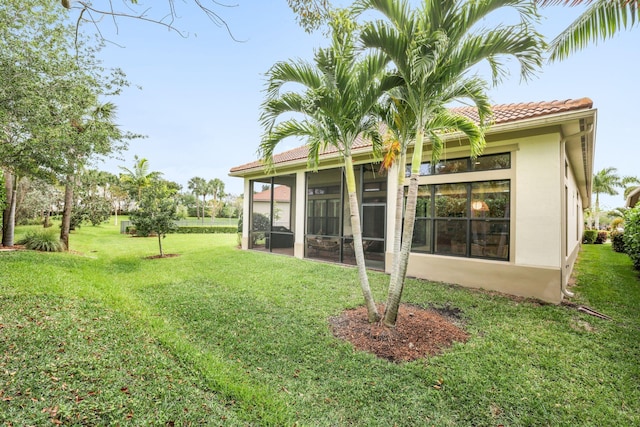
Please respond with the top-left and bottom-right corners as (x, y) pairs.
(175, 226), (237, 234)
(583, 230), (608, 244)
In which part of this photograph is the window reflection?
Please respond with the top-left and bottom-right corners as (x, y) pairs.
(408, 180), (510, 260)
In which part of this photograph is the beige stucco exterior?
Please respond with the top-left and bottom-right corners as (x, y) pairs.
(231, 101), (596, 303)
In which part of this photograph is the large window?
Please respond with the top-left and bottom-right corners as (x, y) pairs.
(411, 180), (510, 260)
(407, 152), (511, 176)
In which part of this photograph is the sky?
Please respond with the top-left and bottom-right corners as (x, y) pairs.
(85, 1), (639, 211)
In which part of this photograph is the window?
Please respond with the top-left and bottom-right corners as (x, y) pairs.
(410, 180), (510, 260)
(407, 153), (511, 177)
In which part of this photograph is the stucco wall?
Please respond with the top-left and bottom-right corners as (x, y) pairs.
(514, 133), (562, 268)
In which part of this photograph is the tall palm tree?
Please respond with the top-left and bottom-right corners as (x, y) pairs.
(541, 0), (640, 61)
(119, 155), (163, 202)
(187, 176), (205, 220)
(208, 178), (225, 221)
(357, 0), (545, 327)
(592, 167), (639, 229)
(259, 10), (399, 322)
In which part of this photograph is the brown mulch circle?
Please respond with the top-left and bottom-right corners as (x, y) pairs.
(144, 253), (181, 260)
(329, 303), (469, 362)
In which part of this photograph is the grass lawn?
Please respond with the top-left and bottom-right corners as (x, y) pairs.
(1, 221), (638, 426)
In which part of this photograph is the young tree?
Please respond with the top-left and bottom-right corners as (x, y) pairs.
(260, 9), (400, 323)
(357, 0), (545, 327)
(130, 181), (179, 257)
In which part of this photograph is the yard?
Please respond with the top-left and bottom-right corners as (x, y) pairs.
(0, 221), (638, 426)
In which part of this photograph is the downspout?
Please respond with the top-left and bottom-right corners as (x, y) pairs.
(560, 124), (594, 298)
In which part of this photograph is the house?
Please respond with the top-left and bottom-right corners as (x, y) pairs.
(229, 98), (596, 303)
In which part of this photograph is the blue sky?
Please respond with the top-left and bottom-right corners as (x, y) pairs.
(89, 1), (639, 210)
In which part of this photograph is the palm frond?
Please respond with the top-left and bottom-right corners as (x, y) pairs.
(549, 0), (640, 61)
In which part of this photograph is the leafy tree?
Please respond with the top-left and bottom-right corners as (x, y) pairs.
(357, 0), (544, 327)
(58, 101), (128, 248)
(130, 181), (179, 257)
(1, 0), (132, 247)
(592, 167), (639, 230)
(15, 178), (63, 226)
(59, 0), (334, 37)
(540, 0), (640, 61)
(260, 9), (400, 322)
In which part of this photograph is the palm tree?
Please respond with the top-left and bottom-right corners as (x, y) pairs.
(592, 167), (639, 229)
(119, 155), (163, 202)
(357, 0), (545, 327)
(187, 176), (206, 220)
(259, 10), (399, 323)
(541, 0), (640, 61)
(208, 178), (225, 222)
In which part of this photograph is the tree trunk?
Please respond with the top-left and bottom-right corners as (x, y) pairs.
(345, 156), (380, 323)
(202, 195), (206, 225)
(158, 232), (164, 257)
(594, 193), (600, 230)
(43, 209), (51, 228)
(2, 172), (17, 247)
(60, 175), (74, 250)
(384, 155), (407, 323)
(383, 131), (425, 327)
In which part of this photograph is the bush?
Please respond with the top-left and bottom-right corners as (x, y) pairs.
(175, 226), (236, 234)
(611, 230), (626, 253)
(582, 229), (597, 244)
(623, 206), (640, 271)
(595, 231), (608, 244)
(17, 230), (65, 252)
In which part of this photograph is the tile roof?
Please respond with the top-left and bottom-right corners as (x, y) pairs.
(230, 98), (593, 173)
(252, 185), (291, 202)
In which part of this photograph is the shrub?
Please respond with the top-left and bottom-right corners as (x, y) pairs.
(623, 206), (640, 271)
(17, 230), (65, 252)
(175, 226), (236, 234)
(582, 229), (597, 244)
(595, 231), (608, 244)
(611, 230), (625, 253)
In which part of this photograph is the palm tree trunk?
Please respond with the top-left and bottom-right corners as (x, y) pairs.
(345, 156), (380, 323)
(594, 193), (600, 230)
(384, 153), (407, 323)
(383, 130), (425, 327)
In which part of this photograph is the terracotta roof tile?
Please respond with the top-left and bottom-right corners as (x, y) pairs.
(230, 98), (593, 173)
(252, 185), (291, 202)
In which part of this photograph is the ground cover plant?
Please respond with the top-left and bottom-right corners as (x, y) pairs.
(1, 221), (638, 425)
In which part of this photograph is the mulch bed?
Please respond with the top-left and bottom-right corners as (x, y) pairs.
(144, 253), (181, 259)
(329, 303), (469, 362)
(0, 244), (26, 252)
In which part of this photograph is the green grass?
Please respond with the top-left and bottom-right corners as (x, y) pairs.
(1, 221), (639, 426)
